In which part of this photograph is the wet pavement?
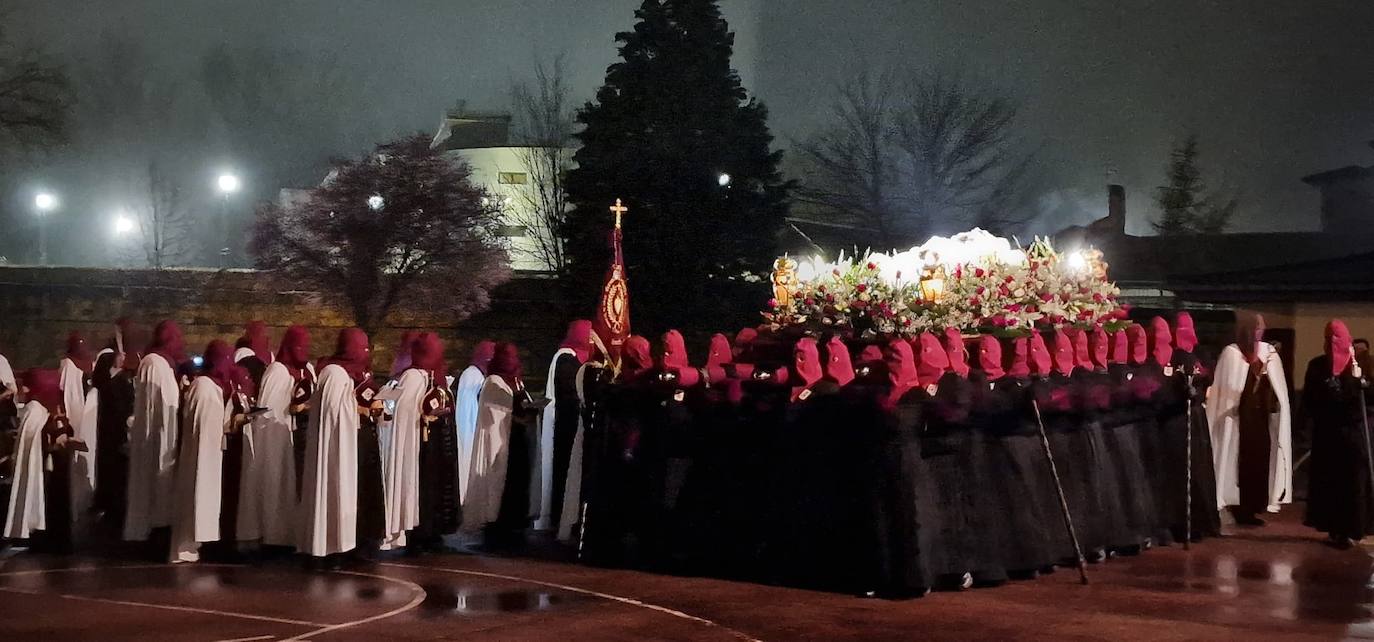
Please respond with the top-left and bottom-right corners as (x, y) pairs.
(1, 507), (1372, 641)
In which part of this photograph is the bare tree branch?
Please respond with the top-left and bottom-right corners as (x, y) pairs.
(509, 54), (573, 273)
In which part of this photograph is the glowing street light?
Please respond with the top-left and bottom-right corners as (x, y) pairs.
(367, 194), (385, 211)
(217, 173), (241, 194)
(717, 173), (732, 187)
(113, 214), (135, 236)
(34, 192), (58, 212)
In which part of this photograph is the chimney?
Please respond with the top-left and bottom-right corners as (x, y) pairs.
(1106, 184), (1126, 236)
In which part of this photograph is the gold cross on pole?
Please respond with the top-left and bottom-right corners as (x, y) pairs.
(609, 199), (628, 229)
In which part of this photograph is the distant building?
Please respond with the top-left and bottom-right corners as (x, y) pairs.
(430, 108), (567, 274)
(1056, 173), (1374, 388)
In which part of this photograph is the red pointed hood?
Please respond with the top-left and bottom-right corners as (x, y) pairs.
(200, 339), (240, 401)
(915, 332), (949, 382)
(488, 342), (523, 389)
(1327, 319), (1354, 377)
(732, 328), (758, 361)
(791, 338), (823, 399)
(319, 327), (372, 383)
(659, 330), (699, 387)
(276, 325), (312, 377)
(410, 332), (447, 380)
(1235, 312), (1266, 362)
(1127, 324), (1148, 365)
(885, 339), (920, 405)
(1089, 326), (1110, 370)
(22, 368), (63, 411)
(1029, 332), (1053, 376)
(560, 320), (595, 364)
(468, 340), (496, 375)
(943, 328), (969, 377)
(978, 335), (1004, 380)
(1173, 312), (1198, 353)
(825, 337), (855, 386)
(1052, 329), (1076, 377)
(237, 320), (272, 364)
(149, 319), (186, 367)
(621, 336), (654, 382)
(1149, 317), (1173, 365)
(65, 330), (93, 374)
(705, 333), (732, 382)
(1003, 336), (1030, 377)
(1108, 330), (1129, 365)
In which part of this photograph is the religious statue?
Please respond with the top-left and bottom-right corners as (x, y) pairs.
(772, 256), (798, 311)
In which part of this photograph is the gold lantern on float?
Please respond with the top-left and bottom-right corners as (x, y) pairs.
(918, 264), (946, 303)
(1082, 248), (1108, 280)
(772, 256), (798, 309)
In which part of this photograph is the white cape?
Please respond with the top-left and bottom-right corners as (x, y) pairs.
(237, 361), (298, 546)
(454, 365), (485, 504)
(557, 362), (596, 542)
(380, 368), (426, 550)
(4, 401), (50, 539)
(0, 354), (15, 394)
(124, 353), (181, 541)
(462, 376), (514, 531)
(297, 364), (359, 557)
(169, 377), (227, 563)
(534, 348), (576, 529)
(60, 358), (99, 522)
(1207, 342), (1292, 512)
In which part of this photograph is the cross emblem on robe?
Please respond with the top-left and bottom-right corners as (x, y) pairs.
(609, 199), (629, 229)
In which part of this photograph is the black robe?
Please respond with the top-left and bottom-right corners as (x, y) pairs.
(38, 419), (75, 554)
(415, 388), (461, 543)
(1035, 372), (1109, 556)
(1159, 349), (1223, 540)
(548, 352), (583, 532)
(971, 373), (1059, 574)
(355, 382), (385, 543)
(1303, 355), (1374, 540)
(92, 352), (134, 524)
(1098, 365), (1156, 549)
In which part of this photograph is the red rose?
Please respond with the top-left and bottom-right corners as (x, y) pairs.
(969, 296), (981, 306)
(804, 298), (815, 306)
(976, 286), (986, 295)
(767, 298), (779, 308)
(1092, 293), (1104, 303)
(1039, 292), (1053, 302)
(1008, 303), (1022, 312)
(974, 267), (986, 278)
(866, 262), (877, 271)
(856, 283), (868, 293)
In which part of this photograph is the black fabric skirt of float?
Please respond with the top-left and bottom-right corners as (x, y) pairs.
(1045, 414), (1109, 556)
(1094, 414), (1158, 549)
(415, 417), (462, 540)
(920, 425), (1008, 584)
(979, 422), (1062, 574)
(355, 418), (386, 543)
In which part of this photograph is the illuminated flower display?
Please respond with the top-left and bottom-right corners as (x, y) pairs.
(765, 229), (1126, 337)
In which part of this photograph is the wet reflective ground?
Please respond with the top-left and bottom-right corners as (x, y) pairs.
(1, 507), (1372, 641)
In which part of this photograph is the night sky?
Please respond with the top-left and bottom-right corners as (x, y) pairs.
(9, 0), (1374, 253)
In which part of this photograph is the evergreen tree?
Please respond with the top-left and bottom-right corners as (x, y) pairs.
(1152, 134), (1238, 235)
(563, 0), (790, 331)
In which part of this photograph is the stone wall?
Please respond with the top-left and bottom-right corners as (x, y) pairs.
(0, 266), (572, 383)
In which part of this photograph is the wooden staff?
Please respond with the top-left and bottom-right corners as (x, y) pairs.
(1031, 396), (1089, 585)
(1184, 369), (1194, 551)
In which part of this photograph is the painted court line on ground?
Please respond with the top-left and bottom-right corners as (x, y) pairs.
(0, 585), (326, 627)
(381, 561), (764, 642)
(277, 569), (427, 642)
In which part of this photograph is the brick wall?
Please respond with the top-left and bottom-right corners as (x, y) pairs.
(0, 266), (572, 383)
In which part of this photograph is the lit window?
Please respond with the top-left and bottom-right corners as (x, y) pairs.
(497, 172), (528, 185)
(496, 225), (528, 238)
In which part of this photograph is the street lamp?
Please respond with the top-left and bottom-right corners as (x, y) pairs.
(717, 173), (732, 187)
(34, 192), (58, 265)
(216, 173), (241, 267)
(113, 214), (135, 236)
(367, 194), (385, 211)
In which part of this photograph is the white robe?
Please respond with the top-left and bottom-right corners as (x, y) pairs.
(454, 365), (485, 504)
(124, 353), (181, 541)
(534, 348), (576, 529)
(4, 401), (50, 539)
(0, 353), (15, 395)
(237, 361), (298, 546)
(1207, 342), (1293, 512)
(169, 377), (228, 563)
(380, 368), (426, 550)
(462, 376), (514, 531)
(297, 364), (359, 557)
(59, 358), (99, 521)
(557, 362), (597, 542)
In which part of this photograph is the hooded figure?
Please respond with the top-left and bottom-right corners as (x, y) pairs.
(169, 341), (239, 563)
(1068, 329), (1094, 371)
(1108, 331), (1129, 366)
(944, 329), (970, 378)
(1174, 312), (1199, 354)
(407, 333), (461, 547)
(5, 369), (63, 542)
(238, 325), (311, 548)
(390, 331), (418, 378)
(298, 328), (371, 557)
(536, 321), (595, 530)
(977, 336), (1004, 380)
(234, 321), (274, 389)
(124, 320), (185, 541)
(455, 341), (496, 504)
(1089, 327), (1111, 371)
(59, 331), (100, 524)
(465, 343), (524, 532)
(1149, 318), (1173, 366)
(1207, 312), (1291, 523)
(93, 320), (146, 523)
(1127, 325), (1149, 366)
(884, 339), (921, 409)
(1003, 337), (1031, 378)
(378, 331), (440, 551)
(790, 338), (824, 401)
(915, 332), (949, 388)
(704, 334), (733, 385)
(1302, 319), (1374, 546)
(1051, 330), (1077, 378)
(825, 337), (856, 387)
